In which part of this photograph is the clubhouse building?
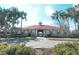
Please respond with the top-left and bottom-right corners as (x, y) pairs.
(14, 22), (65, 37)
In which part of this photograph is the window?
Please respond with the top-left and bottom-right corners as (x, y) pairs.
(46, 30), (50, 34)
(53, 30), (57, 35)
(60, 30), (64, 34)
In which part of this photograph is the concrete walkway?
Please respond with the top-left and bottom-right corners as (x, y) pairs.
(36, 37), (79, 41)
(26, 37), (76, 48)
(0, 37), (79, 48)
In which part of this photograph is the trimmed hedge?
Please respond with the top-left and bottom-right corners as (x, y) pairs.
(53, 42), (79, 55)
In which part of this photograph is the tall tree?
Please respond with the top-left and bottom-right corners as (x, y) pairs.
(6, 7), (27, 34)
(0, 7), (27, 36)
(59, 11), (70, 34)
(51, 11), (62, 27)
(66, 8), (77, 31)
(18, 11), (27, 34)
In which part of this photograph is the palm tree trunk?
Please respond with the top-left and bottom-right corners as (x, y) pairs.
(74, 20), (76, 31)
(73, 17), (77, 31)
(58, 19), (61, 27)
(11, 21), (15, 37)
(21, 19), (22, 34)
(78, 22), (79, 30)
(4, 21), (7, 38)
(0, 27), (1, 40)
(63, 18), (70, 35)
(57, 19), (62, 36)
(77, 19), (79, 34)
(12, 23), (14, 32)
(67, 19), (70, 32)
(75, 22), (76, 30)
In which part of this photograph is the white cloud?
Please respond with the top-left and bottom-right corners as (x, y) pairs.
(45, 6), (55, 16)
(72, 4), (78, 7)
(16, 6), (55, 27)
(27, 8), (39, 20)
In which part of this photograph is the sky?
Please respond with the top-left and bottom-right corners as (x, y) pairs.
(0, 0), (77, 31)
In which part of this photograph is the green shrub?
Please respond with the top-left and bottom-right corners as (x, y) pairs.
(20, 47), (32, 55)
(0, 43), (33, 55)
(6, 44), (18, 55)
(7, 44), (32, 55)
(15, 46), (32, 55)
(31, 32), (36, 38)
(0, 43), (8, 55)
(53, 42), (79, 55)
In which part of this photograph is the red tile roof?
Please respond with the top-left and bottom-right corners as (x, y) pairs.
(24, 25), (64, 30)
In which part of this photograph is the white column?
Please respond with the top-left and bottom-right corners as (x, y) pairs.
(43, 30), (46, 36)
(35, 29), (37, 36)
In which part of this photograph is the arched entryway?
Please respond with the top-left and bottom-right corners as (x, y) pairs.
(37, 30), (43, 37)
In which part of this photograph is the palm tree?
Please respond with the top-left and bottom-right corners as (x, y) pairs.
(19, 11), (27, 34)
(74, 6), (79, 32)
(51, 11), (62, 27)
(0, 7), (6, 38)
(59, 11), (70, 34)
(51, 10), (70, 35)
(6, 7), (27, 35)
(66, 8), (77, 31)
(0, 7), (27, 37)
(0, 7), (11, 37)
(51, 10), (67, 36)
(0, 7), (5, 31)
(66, 7), (79, 35)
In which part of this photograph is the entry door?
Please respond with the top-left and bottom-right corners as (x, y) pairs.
(38, 30), (43, 37)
